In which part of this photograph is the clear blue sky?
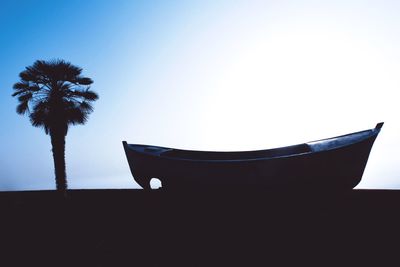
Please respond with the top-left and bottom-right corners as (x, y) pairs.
(1, 0), (399, 191)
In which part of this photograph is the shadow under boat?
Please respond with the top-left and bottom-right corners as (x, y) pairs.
(123, 123), (383, 191)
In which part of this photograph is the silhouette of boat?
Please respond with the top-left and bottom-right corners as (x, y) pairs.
(123, 123), (383, 190)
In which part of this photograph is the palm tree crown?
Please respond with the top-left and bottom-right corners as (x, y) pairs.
(12, 59), (98, 135)
(12, 59), (98, 192)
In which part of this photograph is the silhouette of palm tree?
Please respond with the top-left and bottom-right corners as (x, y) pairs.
(12, 59), (99, 193)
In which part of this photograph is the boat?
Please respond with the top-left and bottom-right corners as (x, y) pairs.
(123, 122), (383, 191)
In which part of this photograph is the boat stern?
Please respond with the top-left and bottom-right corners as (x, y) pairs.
(122, 141), (151, 190)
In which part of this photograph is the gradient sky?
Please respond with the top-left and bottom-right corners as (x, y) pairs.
(1, 0), (400, 191)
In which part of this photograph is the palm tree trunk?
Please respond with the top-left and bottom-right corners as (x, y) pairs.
(50, 130), (67, 193)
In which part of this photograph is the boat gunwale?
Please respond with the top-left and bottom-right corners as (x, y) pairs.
(124, 125), (382, 163)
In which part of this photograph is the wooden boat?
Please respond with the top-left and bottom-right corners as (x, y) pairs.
(123, 123), (383, 190)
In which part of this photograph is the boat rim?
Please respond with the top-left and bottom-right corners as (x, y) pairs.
(123, 123), (383, 162)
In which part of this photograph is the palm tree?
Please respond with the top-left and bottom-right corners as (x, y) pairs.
(12, 59), (99, 194)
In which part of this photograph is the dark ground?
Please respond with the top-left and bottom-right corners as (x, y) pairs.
(0, 189), (399, 266)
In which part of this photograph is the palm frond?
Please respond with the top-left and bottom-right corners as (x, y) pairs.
(13, 82), (30, 90)
(17, 93), (33, 102)
(79, 101), (94, 113)
(29, 101), (50, 128)
(19, 70), (36, 82)
(75, 77), (93, 85)
(16, 101), (29, 115)
(66, 107), (88, 125)
(12, 90), (26, 97)
(70, 89), (99, 101)
(29, 112), (47, 129)
(12, 83), (42, 96)
(47, 59), (82, 82)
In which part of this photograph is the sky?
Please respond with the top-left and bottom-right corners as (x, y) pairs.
(0, 0), (400, 191)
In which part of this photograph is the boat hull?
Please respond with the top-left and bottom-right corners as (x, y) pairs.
(123, 124), (382, 191)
